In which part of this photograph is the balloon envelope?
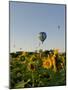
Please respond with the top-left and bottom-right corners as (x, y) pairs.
(38, 32), (47, 43)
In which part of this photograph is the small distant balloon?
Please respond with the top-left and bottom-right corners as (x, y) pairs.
(38, 32), (47, 44)
(58, 25), (60, 29)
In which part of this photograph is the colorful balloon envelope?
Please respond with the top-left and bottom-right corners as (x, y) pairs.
(38, 32), (47, 44)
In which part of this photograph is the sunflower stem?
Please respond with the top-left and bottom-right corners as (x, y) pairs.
(32, 71), (34, 87)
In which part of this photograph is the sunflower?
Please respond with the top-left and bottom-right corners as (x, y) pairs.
(42, 58), (52, 69)
(50, 55), (57, 72)
(53, 49), (59, 55)
(28, 62), (36, 72)
(30, 55), (36, 61)
(22, 51), (27, 56)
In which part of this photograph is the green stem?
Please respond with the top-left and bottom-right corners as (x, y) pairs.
(32, 71), (34, 87)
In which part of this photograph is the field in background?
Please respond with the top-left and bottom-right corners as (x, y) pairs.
(10, 49), (66, 89)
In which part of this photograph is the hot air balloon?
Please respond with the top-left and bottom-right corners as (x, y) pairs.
(38, 32), (47, 44)
(58, 25), (60, 30)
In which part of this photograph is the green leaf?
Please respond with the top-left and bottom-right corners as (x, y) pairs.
(15, 79), (30, 88)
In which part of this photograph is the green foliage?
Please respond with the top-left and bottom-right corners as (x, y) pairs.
(20, 56), (25, 61)
(10, 50), (66, 89)
(15, 79), (30, 88)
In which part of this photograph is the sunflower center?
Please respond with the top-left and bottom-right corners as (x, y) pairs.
(45, 62), (50, 66)
(30, 64), (35, 70)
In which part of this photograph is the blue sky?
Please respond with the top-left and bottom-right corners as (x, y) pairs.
(10, 1), (65, 52)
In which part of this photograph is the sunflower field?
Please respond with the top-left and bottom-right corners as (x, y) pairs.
(10, 49), (66, 89)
